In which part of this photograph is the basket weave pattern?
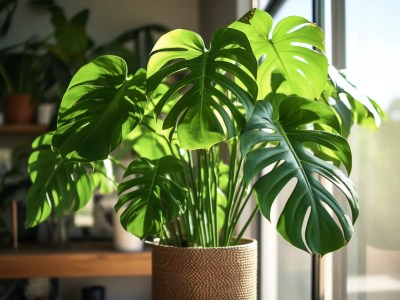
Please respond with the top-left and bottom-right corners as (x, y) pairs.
(152, 238), (257, 300)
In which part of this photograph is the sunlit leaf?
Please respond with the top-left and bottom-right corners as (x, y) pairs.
(231, 8), (328, 99)
(91, 159), (116, 195)
(26, 133), (93, 227)
(241, 97), (358, 255)
(147, 28), (258, 150)
(53, 55), (147, 162)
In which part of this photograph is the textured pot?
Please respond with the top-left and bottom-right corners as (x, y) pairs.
(151, 238), (257, 300)
(4, 94), (37, 124)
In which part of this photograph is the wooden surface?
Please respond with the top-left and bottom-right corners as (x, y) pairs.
(0, 243), (152, 278)
(0, 124), (48, 134)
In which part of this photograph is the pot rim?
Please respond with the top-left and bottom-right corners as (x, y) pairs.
(147, 237), (257, 250)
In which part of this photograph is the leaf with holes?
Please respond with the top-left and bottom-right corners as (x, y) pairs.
(53, 55), (147, 162)
(116, 156), (187, 239)
(147, 27), (258, 150)
(326, 66), (386, 135)
(241, 96), (358, 255)
(26, 133), (93, 227)
(231, 8), (328, 99)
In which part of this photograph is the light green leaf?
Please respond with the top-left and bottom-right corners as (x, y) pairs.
(147, 28), (258, 150)
(116, 156), (187, 239)
(124, 115), (173, 160)
(327, 66), (386, 134)
(241, 97), (358, 255)
(91, 159), (116, 195)
(26, 133), (93, 227)
(53, 55), (147, 162)
(231, 9), (328, 99)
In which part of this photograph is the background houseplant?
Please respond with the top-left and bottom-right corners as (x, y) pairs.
(0, 42), (53, 123)
(25, 8), (384, 256)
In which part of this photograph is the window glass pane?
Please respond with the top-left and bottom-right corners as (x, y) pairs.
(273, 0), (312, 21)
(345, 1), (400, 299)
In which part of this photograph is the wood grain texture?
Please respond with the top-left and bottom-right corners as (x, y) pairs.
(0, 249), (151, 278)
(0, 124), (47, 134)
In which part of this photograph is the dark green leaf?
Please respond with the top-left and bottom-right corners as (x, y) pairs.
(26, 133), (93, 227)
(53, 55), (147, 162)
(241, 97), (357, 255)
(116, 156), (187, 239)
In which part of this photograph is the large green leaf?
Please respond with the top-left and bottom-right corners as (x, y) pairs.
(116, 156), (187, 239)
(26, 133), (93, 227)
(147, 27), (258, 150)
(231, 9), (328, 99)
(52, 55), (147, 162)
(241, 97), (358, 255)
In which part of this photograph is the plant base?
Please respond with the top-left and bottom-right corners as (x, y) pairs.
(151, 238), (257, 300)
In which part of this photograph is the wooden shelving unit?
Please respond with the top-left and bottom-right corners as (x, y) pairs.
(0, 124), (48, 134)
(0, 243), (152, 279)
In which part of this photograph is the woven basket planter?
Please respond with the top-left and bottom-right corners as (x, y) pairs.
(151, 238), (258, 300)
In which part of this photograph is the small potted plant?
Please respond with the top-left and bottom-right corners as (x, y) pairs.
(25, 9), (384, 299)
(0, 44), (52, 124)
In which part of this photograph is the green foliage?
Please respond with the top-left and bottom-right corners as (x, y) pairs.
(90, 159), (116, 195)
(123, 115), (173, 160)
(25, 9), (384, 255)
(116, 156), (187, 239)
(0, 0), (18, 37)
(241, 98), (357, 255)
(147, 28), (258, 150)
(26, 133), (92, 227)
(52, 56), (147, 162)
(230, 9), (328, 99)
(324, 66), (386, 137)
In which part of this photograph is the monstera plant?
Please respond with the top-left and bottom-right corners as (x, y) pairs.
(25, 9), (383, 255)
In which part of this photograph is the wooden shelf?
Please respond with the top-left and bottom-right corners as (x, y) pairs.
(0, 243), (152, 279)
(0, 124), (48, 134)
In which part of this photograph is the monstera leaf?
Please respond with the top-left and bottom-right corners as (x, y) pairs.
(26, 133), (93, 227)
(53, 55), (147, 162)
(326, 66), (385, 136)
(116, 156), (187, 239)
(146, 27), (258, 150)
(241, 97), (358, 255)
(231, 9), (328, 99)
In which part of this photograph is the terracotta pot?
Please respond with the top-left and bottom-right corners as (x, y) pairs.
(4, 93), (37, 124)
(151, 238), (258, 300)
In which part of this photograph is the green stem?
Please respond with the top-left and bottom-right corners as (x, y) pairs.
(108, 155), (127, 171)
(234, 205), (258, 245)
(202, 150), (215, 246)
(223, 157), (245, 244)
(197, 150), (208, 246)
(91, 162), (119, 188)
(0, 60), (13, 94)
(211, 148), (219, 246)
